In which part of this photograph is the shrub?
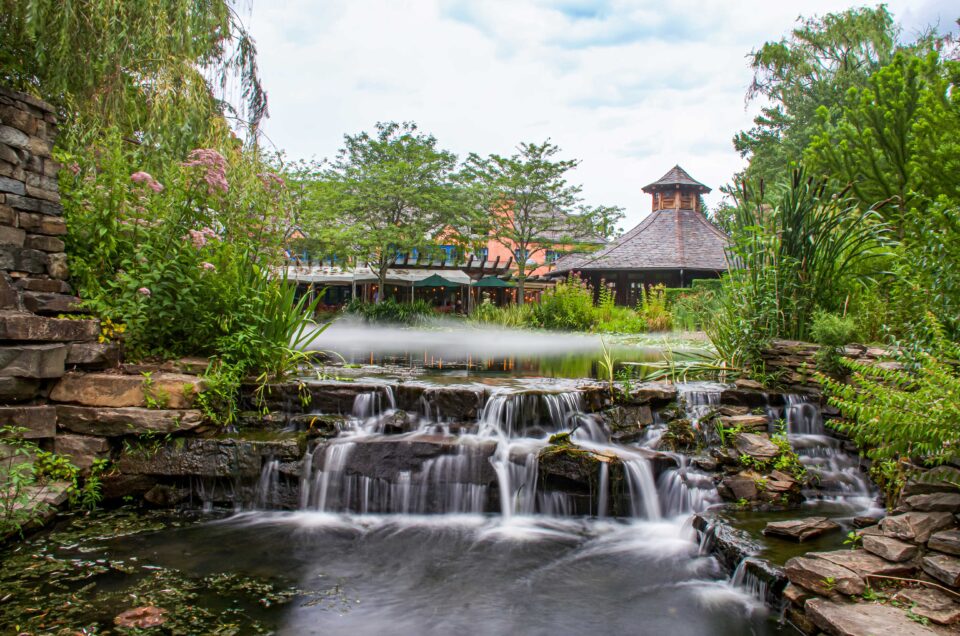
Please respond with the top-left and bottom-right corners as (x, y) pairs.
(637, 284), (672, 331)
(811, 311), (858, 375)
(530, 274), (596, 331)
(820, 315), (960, 504)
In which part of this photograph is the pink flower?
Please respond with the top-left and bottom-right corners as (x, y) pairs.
(182, 148), (228, 194)
(137, 287), (151, 296)
(200, 262), (216, 271)
(131, 171), (163, 194)
(186, 230), (207, 249)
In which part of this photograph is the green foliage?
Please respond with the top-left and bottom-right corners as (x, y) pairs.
(821, 315), (960, 502)
(461, 141), (620, 303)
(811, 311), (858, 375)
(0, 427), (105, 537)
(345, 298), (435, 326)
(469, 298), (535, 328)
(530, 275), (597, 331)
(636, 284), (673, 331)
(734, 6), (898, 187)
(670, 286), (719, 331)
(307, 122), (469, 298)
(0, 0), (266, 156)
(844, 530), (863, 549)
(708, 170), (888, 370)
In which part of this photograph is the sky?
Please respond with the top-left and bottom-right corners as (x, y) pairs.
(244, 0), (958, 230)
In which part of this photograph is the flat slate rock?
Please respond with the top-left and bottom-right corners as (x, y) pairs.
(784, 556), (865, 596)
(895, 588), (960, 625)
(929, 530), (960, 557)
(763, 517), (840, 542)
(50, 372), (202, 408)
(806, 598), (940, 636)
(881, 511), (954, 543)
(811, 549), (917, 578)
(922, 554), (960, 587)
(862, 534), (919, 562)
(734, 432), (779, 461)
(905, 492), (960, 513)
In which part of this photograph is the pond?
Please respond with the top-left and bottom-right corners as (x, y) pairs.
(305, 320), (714, 379)
(1, 509), (787, 635)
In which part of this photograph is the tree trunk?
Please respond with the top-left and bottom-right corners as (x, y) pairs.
(516, 260), (526, 306)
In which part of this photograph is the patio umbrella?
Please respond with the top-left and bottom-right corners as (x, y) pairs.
(413, 273), (461, 288)
(471, 276), (516, 288)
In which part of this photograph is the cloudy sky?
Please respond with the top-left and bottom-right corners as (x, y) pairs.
(244, 0), (957, 230)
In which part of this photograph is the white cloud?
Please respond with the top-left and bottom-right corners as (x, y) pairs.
(242, 0), (959, 229)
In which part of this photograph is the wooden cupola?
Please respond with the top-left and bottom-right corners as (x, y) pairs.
(641, 165), (711, 212)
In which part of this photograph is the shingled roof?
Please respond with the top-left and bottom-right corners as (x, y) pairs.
(553, 207), (730, 273)
(642, 165), (711, 194)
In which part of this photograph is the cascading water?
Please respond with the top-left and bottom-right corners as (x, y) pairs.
(780, 394), (879, 514)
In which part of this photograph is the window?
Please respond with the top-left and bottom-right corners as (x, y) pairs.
(475, 247), (488, 261)
(438, 245), (457, 260)
(514, 248), (526, 262)
(545, 250), (559, 263)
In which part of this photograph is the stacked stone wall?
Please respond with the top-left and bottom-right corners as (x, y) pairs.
(761, 339), (898, 395)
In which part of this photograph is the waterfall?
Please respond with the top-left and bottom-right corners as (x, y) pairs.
(623, 456), (661, 520)
(597, 462), (609, 518)
(731, 557), (769, 602)
(254, 459), (280, 509)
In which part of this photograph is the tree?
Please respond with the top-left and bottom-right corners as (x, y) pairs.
(805, 48), (960, 335)
(462, 141), (613, 304)
(0, 0), (266, 154)
(734, 6), (899, 188)
(313, 122), (468, 301)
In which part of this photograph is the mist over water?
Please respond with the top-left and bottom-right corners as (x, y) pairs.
(303, 318), (710, 378)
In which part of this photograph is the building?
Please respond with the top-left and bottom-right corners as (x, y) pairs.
(549, 165), (729, 305)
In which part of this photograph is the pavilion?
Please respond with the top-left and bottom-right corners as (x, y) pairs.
(548, 165), (730, 305)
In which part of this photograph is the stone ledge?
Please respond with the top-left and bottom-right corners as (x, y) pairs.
(0, 405), (56, 438)
(50, 372), (203, 408)
(56, 405), (203, 437)
(0, 311), (98, 342)
(0, 343), (66, 378)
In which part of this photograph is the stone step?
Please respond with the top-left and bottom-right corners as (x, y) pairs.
(117, 437), (300, 478)
(806, 598), (939, 636)
(719, 414), (769, 431)
(810, 549), (917, 579)
(784, 556), (865, 596)
(894, 588), (960, 626)
(56, 405), (203, 437)
(905, 492), (960, 513)
(50, 372), (203, 408)
(862, 534), (918, 562)
(53, 433), (109, 470)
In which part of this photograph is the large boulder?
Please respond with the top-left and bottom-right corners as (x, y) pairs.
(901, 466), (960, 497)
(806, 598), (939, 636)
(881, 511), (954, 543)
(784, 556), (864, 596)
(50, 372), (202, 408)
(56, 405), (203, 437)
(763, 517), (840, 542)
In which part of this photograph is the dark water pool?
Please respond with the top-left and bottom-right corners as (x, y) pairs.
(2, 509), (792, 635)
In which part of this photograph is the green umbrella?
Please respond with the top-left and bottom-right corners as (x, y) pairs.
(471, 276), (516, 288)
(413, 273), (461, 288)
